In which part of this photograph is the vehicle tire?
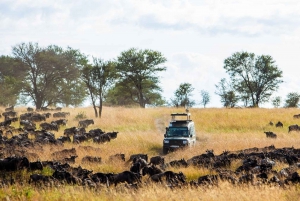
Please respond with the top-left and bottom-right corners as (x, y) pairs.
(163, 148), (168, 155)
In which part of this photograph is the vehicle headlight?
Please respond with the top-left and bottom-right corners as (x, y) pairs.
(182, 140), (188, 144)
(164, 140), (169, 143)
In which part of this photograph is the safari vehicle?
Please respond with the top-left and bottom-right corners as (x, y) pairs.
(163, 113), (196, 154)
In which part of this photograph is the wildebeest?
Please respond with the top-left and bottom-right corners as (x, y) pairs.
(129, 154), (148, 162)
(269, 121), (274, 126)
(57, 136), (71, 143)
(27, 107), (34, 112)
(276, 121), (283, 128)
(106, 131), (118, 139)
(82, 156), (102, 164)
(29, 174), (53, 185)
(113, 171), (142, 186)
(63, 127), (77, 136)
(0, 119), (12, 127)
(150, 171), (186, 185)
(0, 156), (30, 171)
(93, 134), (111, 144)
(40, 122), (59, 131)
(109, 154), (125, 162)
(169, 158), (188, 168)
(64, 155), (78, 164)
(5, 105), (14, 112)
(51, 119), (68, 127)
(293, 114), (300, 119)
(51, 148), (77, 159)
(142, 165), (163, 177)
(2, 111), (17, 118)
(91, 172), (114, 187)
(52, 169), (81, 184)
(264, 131), (277, 139)
(288, 124), (300, 133)
(29, 161), (43, 171)
(197, 174), (219, 186)
(53, 112), (70, 118)
(78, 119), (94, 128)
(149, 156), (165, 166)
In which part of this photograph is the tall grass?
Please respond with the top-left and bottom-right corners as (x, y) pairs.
(1, 106), (300, 200)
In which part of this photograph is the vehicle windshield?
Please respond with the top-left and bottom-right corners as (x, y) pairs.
(166, 127), (188, 137)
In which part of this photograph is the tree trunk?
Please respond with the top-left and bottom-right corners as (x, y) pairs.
(98, 97), (103, 118)
(92, 103), (98, 118)
(35, 98), (43, 110)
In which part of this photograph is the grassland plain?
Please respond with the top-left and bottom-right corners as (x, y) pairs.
(0, 106), (300, 201)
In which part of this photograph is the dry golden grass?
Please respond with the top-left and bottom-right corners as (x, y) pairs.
(1, 106), (300, 200)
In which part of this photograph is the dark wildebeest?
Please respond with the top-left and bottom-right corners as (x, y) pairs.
(150, 171), (186, 185)
(197, 174), (219, 186)
(264, 131), (277, 139)
(169, 158), (188, 168)
(40, 122), (59, 132)
(293, 114), (300, 119)
(57, 136), (71, 143)
(2, 111), (17, 117)
(53, 112), (70, 118)
(52, 170), (81, 184)
(51, 148), (77, 159)
(288, 124), (299, 133)
(78, 119), (94, 128)
(106, 131), (118, 139)
(81, 156), (102, 164)
(276, 121), (283, 128)
(91, 172), (115, 187)
(29, 174), (54, 185)
(149, 156), (164, 166)
(0, 119), (12, 127)
(5, 105), (14, 112)
(109, 154), (125, 162)
(269, 121), (274, 126)
(64, 155), (78, 164)
(63, 127), (77, 136)
(142, 165), (163, 177)
(129, 154), (148, 162)
(0, 156), (30, 171)
(51, 119), (68, 127)
(113, 171), (141, 186)
(29, 161), (43, 171)
(27, 107), (34, 112)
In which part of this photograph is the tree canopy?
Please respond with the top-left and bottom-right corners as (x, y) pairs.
(170, 83), (195, 107)
(223, 51), (283, 107)
(0, 55), (24, 106)
(81, 58), (117, 117)
(113, 48), (167, 108)
(12, 42), (87, 109)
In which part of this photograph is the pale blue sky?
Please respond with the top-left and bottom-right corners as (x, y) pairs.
(1, 0), (300, 107)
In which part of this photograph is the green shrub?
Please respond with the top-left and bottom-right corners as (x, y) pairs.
(74, 111), (87, 120)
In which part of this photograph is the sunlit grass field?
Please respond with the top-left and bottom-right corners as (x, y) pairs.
(1, 106), (300, 200)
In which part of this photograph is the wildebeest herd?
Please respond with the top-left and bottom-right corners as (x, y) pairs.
(0, 106), (300, 191)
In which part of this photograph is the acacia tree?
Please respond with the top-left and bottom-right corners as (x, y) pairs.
(115, 48), (167, 108)
(81, 58), (117, 117)
(223, 52), (283, 107)
(215, 78), (238, 108)
(0, 56), (24, 106)
(12, 42), (87, 109)
(200, 90), (210, 108)
(106, 78), (166, 107)
(284, 92), (300, 108)
(171, 83), (195, 107)
(271, 96), (281, 108)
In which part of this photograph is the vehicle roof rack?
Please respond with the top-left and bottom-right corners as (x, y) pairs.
(171, 113), (191, 121)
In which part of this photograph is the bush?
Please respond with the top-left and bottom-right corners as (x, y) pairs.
(74, 111), (87, 120)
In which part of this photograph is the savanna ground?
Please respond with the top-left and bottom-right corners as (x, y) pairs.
(1, 106), (300, 201)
